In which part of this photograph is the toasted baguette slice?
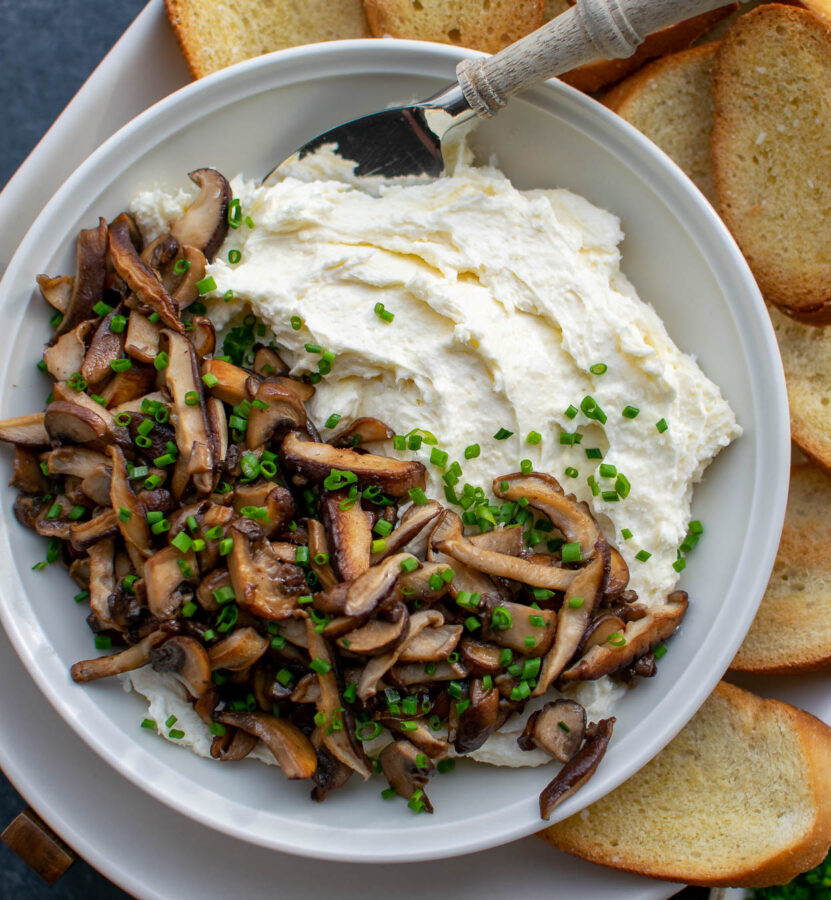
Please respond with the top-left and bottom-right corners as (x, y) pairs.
(362, 0), (543, 55)
(541, 682), (831, 887)
(604, 44), (717, 202)
(551, 3), (735, 94)
(732, 464), (831, 674)
(768, 304), (831, 473)
(165, 0), (371, 79)
(712, 5), (831, 322)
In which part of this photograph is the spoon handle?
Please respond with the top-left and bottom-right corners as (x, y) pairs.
(457, 0), (731, 117)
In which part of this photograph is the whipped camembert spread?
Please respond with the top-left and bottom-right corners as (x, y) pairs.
(129, 147), (740, 767)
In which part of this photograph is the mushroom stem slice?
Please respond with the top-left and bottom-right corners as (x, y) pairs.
(88, 537), (117, 630)
(207, 627), (269, 671)
(518, 699), (587, 762)
(82, 307), (125, 385)
(493, 473), (599, 558)
(281, 432), (426, 497)
(323, 490), (372, 582)
(46, 447), (109, 479)
(453, 676), (501, 754)
(380, 740), (434, 813)
(37, 274), (72, 313)
(397, 623), (462, 663)
(469, 525), (523, 556)
(144, 545), (199, 619)
(124, 311), (161, 363)
(344, 552), (418, 618)
(53, 218), (108, 340)
(562, 591), (688, 681)
(306, 621), (372, 780)
(390, 658), (469, 686)
(108, 214), (181, 332)
(370, 500), (442, 564)
(69, 508), (120, 551)
(201, 359), (258, 406)
(533, 544), (609, 696)
(149, 636), (212, 698)
(336, 604), (410, 656)
(308, 519), (338, 590)
(43, 321), (93, 381)
(109, 445), (153, 563)
(482, 599), (556, 658)
(171, 247), (207, 311)
(539, 717), (615, 820)
(606, 548), (630, 595)
(438, 538), (576, 591)
(169, 169), (231, 261)
(70, 630), (167, 683)
(0, 413), (50, 447)
(216, 712), (317, 780)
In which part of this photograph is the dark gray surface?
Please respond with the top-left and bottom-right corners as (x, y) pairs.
(0, 3), (139, 896)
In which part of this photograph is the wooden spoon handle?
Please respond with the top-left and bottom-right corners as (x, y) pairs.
(457, 0), (730, 117)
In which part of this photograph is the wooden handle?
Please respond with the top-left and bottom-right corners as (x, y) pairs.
(457, 0), (732, 117)
(1, 807), (76, 883)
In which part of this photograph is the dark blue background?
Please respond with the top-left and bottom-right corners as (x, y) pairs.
(0, 2), (709, 897)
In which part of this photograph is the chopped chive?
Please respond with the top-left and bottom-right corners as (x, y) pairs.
(141, 718), (156, 730)
(493, 428), (513, 440)
(656, 418), (669, 434)
(561, 542), (582, 563)
(599, 463), (617, 478)
(400, 558), (419, 574)
(672, 557), (686, 573)
(94, 635), (112, 651)
(635, 549), (652, 562)
(374, 302), (394, 323)
(689, 520), (704, 534)
(430, 447), (448, 468)
(564, 405), (579, 420)
(568, 596), (584, 609)
(110, 358), (132, 373)
(621, 528), (633, 540)
(408, 488), (428, 506)
(93, 301), (113, 317)
(565, 466), (578, 479)
(437, 758), (455, 775)
(371, 538), (386, 554)
(168, 729), (185, 740)
(196, 275), (216, 295)
(118, 506), (132, 522)
(228, 249), (242, 264)
(310, 657), (331, 675)
(654, 643), (668, 660)
(202, 372), (219, 388)
(601, 491), (619, 502)
(463, 443), (480, 459)
(110, 314), (128, 333)
(147, 312), (160, 324)
(622, 405), (640, 419)
(589, 363), (607, 375)
(585, 447), (603, 460)
(184, 390), (199, 406)
(526, 430), (542, 445)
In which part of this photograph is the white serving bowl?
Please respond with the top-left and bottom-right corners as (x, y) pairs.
(0, 39), (789, 862)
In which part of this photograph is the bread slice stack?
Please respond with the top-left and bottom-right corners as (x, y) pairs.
(541, 682), (831, 887)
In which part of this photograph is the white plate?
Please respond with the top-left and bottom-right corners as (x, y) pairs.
(0, 27), (789, 863)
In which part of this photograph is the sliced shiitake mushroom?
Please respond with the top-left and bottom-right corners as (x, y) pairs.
(144, 545), (199, 619)
(124, 311), (160, 363)
(482, 599), (556, 657)
(331, 417), (394, 448)
(518, 699), (586, 762)
(336, 603), (409, 655)
(52, 218), (108, 340)
(323, 490), (372, 582)
(216, 711), (317, 780)
(10, 448), (48, 494)
(69, 508), (119, 551)
(171, 247), (207, 311)
(562, 592), (688, 681)
(82, 307), (125, 385)
(344, 552), (417, 618)
(42, 321), (92, 381)
(453, 676), (501, 754)
(370, 500), (441, 564)
(469, 524), (523, 556)
(397, 623), (461, 663)
(245, 380), (307, 450)
(149, 635), (212, 698)
(37, 274), (72, 313)
(380, 740), (434, 812)
(169, 169), (231, 261)
(539, 717), (615, 820)
(207, 627), (269, 671)
(282, 432), (426, 497)
(390, 658), (469, 686)
(201, 359), (257, 406)
(0, 413), (50, 447)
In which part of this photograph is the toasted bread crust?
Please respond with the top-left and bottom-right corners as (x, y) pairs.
(541, 682), (831, 887)
(363, 0), (543, 55)
(712, 4), (831, 316)
(732, 464), (831, 674)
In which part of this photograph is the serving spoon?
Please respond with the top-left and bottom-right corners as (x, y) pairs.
(266, 0), (732, 182)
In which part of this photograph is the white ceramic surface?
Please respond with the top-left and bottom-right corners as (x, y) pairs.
(0, 34), (790, 863)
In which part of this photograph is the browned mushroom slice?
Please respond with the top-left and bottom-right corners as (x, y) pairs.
(282, 432), (426, 497)
(579, 614), (627, 656)
(469, 524), (523, 556)
(306, 620), (372, 780)
(397, 623), (461, 663)
(279, 617), (310, 649)
(201, 359), (257, 406)
(10, 448), (49, 494)
(111, 390), (167, 416)
(227, 520), (303, 620)
(216, 711), (317, 780)
(80, 464), (114, 506)
(344, 552), (417, 618)
(323, 490), (372, 582)
(109, 215), (181, 332)
(312, 745), (354, 802)
(207, 627), (269, 671)
(189, 317), (215, 361)
(356, 609), (442, 701)
(44, 400), (106, 445)
(88, 537), (117, 629)
(0, 413), (49, 447)
(109, 445), (153, 565)
(390, 658), (469, 685)
(607, 549), (630, 595)
(438, 539), (576, 591)
(482, 599), (556, 657)
(53, 218), (107, 340)
(453, 676), (501, 753)
(205, 397), (228, 469)
(336, 603), (409, 656)
(270, 376), (315, 404)
(124, 311), (160, 363)
(245, 380), (307, 450)
(331, 417), (394, 448)
(140, 233), (179, 271)
(149, 636), (212, 698)
(253, 346), (289, 378)
(494, 473), (599, 558)
(231, 483), (291, 538)
(370, 500), (441, 564)
(43, 321), (93, 381)
(99, 366), (156, 408)
(395, 561), (454, 606)
(562, 592), (688, 681)
(162, 330), (214, 495)
(539, 717), (615, 820)
(82, 308), (125, 385)
(378, 717), (449, 759)
(170, 169), (231, 261)
(144, 545), (199, 619)
(458, 636), (503, 674)
(213, 728), (259, 762)
(37, 274), (72, 313)
(196, 567), (229, 612)
(71, 632), (169, 683)
(308, 519), (338, 590)
(290, 674), (321, 704)
(45, 446), (107, 479)
(518, 699), (586, 762)
(29, 494), (72, 539)
(534, 546), (608, 696)
(171, 246), (207, 310)
(380, 740), (434, 812)
(69, 508), (119, 551)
